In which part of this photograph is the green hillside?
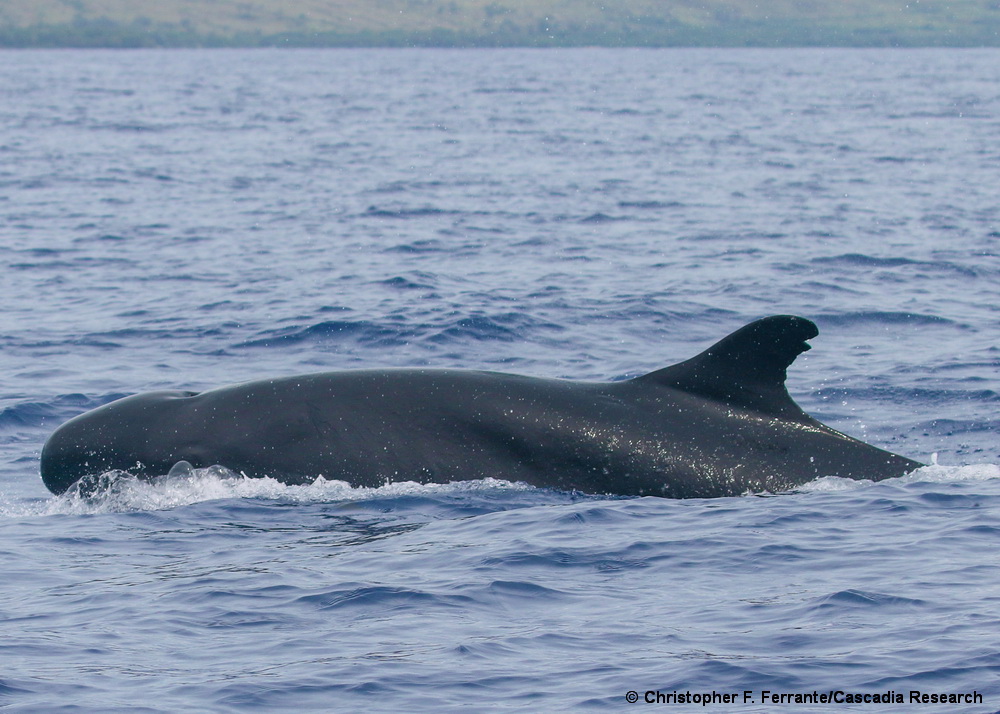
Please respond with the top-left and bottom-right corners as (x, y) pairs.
(1, 0), (998, 47)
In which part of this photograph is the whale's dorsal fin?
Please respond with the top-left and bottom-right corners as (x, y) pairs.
(638, 315), (819, 423)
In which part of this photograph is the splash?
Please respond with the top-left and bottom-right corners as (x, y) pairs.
(798, 462), (1000, 494)
(797, 475), (875, 493)
(4, 460), (997, 519)
(9, 463), (536, 517)
(901, 462), (1000, 484)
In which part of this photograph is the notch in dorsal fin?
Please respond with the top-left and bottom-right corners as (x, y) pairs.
(638, 315), (819, 423)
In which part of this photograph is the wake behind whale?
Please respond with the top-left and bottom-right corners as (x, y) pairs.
(39, 316), (923, 498)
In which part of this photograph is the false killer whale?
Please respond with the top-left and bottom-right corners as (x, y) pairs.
(40, 315), (923, 498)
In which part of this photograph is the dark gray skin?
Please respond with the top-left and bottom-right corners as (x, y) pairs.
(40, 316), (923, 497)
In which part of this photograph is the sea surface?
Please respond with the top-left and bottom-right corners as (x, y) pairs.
(0, 48), (998, 712)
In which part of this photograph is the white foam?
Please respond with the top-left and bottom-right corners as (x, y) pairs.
(13, 467), (535, 516)
(796, 475), (874, 493)
(4, 461), (997, 519)
(797, 462), (1000, 495)
(901, 462), (1000, 483)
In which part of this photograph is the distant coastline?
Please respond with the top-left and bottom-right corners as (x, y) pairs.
(1, 0), (999, 48)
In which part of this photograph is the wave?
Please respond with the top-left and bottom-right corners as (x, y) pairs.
(0, 393), (127, 431)
(811, 589), (928, 609)
(799, 463), (1000, 495)
(426, 312), (563, 344)
(363, 205), (461, 219)
(374, 275), (438, 291)
(237, 320), (414, 349)
(815, 386), (999, 407)
(235, 311), (562, 350)
(815, 311), (959, 327)
(579, 212), (630, 224)
(617, 200), (685, 210)
(811, 253), (980, 277)
(4, 462), (996, 520)
(0, 466), (540, 518)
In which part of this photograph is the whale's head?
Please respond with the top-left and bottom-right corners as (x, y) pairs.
(40, 390), (195, 495)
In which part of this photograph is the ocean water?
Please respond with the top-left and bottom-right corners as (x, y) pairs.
(0, 48), (998, 712)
